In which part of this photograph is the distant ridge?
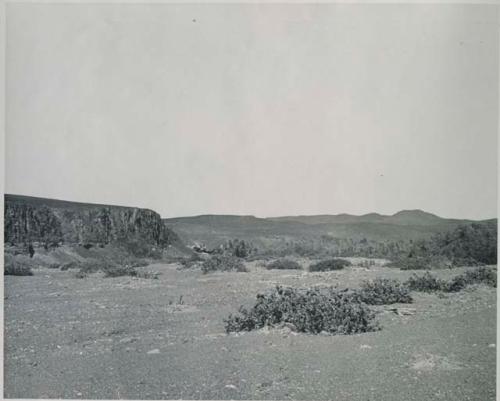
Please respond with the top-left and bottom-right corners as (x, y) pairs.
(267, 209), (467, 226)
(164, 209), (494, 248)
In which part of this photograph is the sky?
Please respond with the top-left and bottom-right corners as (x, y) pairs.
(5, 3), (498, 219)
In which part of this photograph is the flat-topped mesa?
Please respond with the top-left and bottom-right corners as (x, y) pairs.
(4, 194), (178, 248)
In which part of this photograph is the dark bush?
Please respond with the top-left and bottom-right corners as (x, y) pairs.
(444, 275), (468, 292)
(224, 286), (379, 335)
(404, 267), (497, 293)
(201, 255), (247, 274)
(445, 266), (497, 292)
(135, 270), (160, 279)
(103, 265), (138, 278)
(266, 259), (302, 270)
(60, 262), (78, 271)
(4, 259), (33, 276)
(355, 278), (413, 305)
(179, 255), (203, 269)
(74, 270), (88, 279)
(405, 272), (447, 292)
(309, 258), (351, 272)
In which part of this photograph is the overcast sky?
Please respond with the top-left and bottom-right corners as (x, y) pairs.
(5, 4), (498, 219)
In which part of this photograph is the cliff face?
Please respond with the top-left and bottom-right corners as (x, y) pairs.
(4, 194), (179, 247)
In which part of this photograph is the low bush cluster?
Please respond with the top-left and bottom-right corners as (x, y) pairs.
(4, 258), (33, 276)
(404, 266), (497, 293)
(135, 270), (160, 279)
(201, 255), (247, 274)
(445, 266), (497, 292)
(355, 278), (413, 305)
(266, 259), (302, 270)
(405, 271), (447, 292)
(224, 286), (379, 335)
(178, 255), (203, 269)
(75, 258), (150, 279)
(309, 258), (351, 272)
(103, 265), (138, 278)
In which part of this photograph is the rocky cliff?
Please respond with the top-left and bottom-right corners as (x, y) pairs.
(4, 194), (179, 248)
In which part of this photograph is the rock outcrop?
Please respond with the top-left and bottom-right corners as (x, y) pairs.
(4, 194), (179, 248)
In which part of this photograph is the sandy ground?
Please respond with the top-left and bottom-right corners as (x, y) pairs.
(4, 261), (496, 400)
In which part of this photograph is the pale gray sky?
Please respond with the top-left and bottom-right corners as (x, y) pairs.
(5, 4), (498, 219)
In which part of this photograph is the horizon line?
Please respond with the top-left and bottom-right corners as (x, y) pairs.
(4, 192), (497, 223)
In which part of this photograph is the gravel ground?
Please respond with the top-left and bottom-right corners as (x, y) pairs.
(4, 262), (496, 400)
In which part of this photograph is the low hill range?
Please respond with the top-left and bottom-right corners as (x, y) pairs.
(164, 210), (495, 248)
(4, 194), (496, 252)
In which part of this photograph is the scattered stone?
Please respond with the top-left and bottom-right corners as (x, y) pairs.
(119, 337), (137, 344)
(488, 344), (496, 348)
(147, 349), (160, 354)
(389, 307), (416, 316)
(225, 384), (237, 390)
(360, 344), (372, 350)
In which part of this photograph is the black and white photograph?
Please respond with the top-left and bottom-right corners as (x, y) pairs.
(2, 2), (498, 400)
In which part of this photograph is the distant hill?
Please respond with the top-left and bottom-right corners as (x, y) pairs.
(268, 210), (467, 226)
(164, 210), (493, 248)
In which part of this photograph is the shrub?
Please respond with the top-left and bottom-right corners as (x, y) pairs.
(309, 258), (351, 272)
(135, 270), (160, 279)
(4, 259), (33, 276)
(404, 267), (497, 293)
(60, 262), (78, 271)
(224, 286), (379, 335)
(103, 265), (138, 278)
(74, 270), (88, 279)
(179, 255), (203, 269)
(445, 266), (497, 292)
(462, 266), (497, 287)
(266, 259), (302, 270)
(358, 259), (376, 268)
(405, 272), (447, 292)
(118, 256), (148, 268)
(355, 278), (413, 305)
(444, 275), (468, 292)
(201, 255), (247, 274)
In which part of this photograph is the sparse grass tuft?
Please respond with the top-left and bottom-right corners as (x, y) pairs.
(224, 286), (379, 335)
(309, 258), (351, 272)
(201, 255), (247, 274)
(266, 259), (302, 270)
